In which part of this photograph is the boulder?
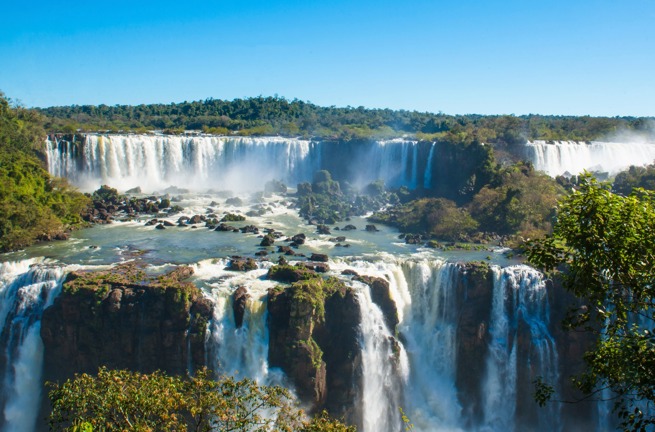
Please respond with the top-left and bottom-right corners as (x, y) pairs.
(310, 253), (329, 263)
(232, 286), (250, 328)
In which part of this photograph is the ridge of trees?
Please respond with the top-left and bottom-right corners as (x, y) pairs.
(38, 96), (653, 143)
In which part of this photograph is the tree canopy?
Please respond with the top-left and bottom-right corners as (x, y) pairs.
(38, 96), (652, 143)
(527, 174), (655, 431)
(49, 367), (355, 432)
(0, 93), (89, 251)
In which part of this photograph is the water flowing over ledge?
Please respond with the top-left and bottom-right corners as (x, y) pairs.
(45, 134), (430, 192)
(526, 140), (655, 177)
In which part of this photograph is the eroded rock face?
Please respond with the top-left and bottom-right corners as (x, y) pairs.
(266, 275), (362, 425)
(232, 286), (250, 329)
(455, 262), (494, 426)
(354, 275), (398, 333)
(40, 264), (212, 383)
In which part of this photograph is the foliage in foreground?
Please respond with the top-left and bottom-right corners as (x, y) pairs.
(0, 93), (89, 251)
(527, 174), (655, 431)
(49, 367), (355, 432)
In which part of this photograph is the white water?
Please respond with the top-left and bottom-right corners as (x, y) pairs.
(482, 265), (559, 432)
(399, 260), (463, 431)
(526, 140), (655, 177)
(0, 259), (66, 432)
(356, 281), (409, 432)
(424, 143), (436, 188)
(46, 134), (322, 193)
(45, 135), (435, 193)
(194, 259), (285, 385)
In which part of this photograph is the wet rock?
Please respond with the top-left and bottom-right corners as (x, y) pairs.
(240, 225), (259, 234)
(310, 253), (329, 263)
(260, 234), (275, 247)
(342, 225), (357, 231)
(354, 275), (398, 333)
(291, 233), (306, 245)
(228, 257), (258, 272)
(365, 224), (379, 232)
(317, 225), (331, 235)
(232, 286), (250, 328)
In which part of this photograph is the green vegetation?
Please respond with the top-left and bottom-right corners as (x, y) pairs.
(49, 367), (355, 431)
(527, 174), (655, 431)
(371, 161), (564, 245)
(0, 93), (90, 251)
(297, 171), (399, 225)
(64, 263), (199, 301)
(612, 163), (655, 196)
(38, 96), (651, 143)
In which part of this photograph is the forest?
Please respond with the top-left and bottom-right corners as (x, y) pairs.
(39, 96), (653, 143)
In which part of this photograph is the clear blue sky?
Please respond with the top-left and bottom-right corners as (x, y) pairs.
(1, 0), (654, 116)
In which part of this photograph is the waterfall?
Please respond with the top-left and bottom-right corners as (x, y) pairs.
(46, 135), (432, 193)
(482, 265), (560, 432)
(424, 142), (436, 189)
(399, 260), (463, 431)
(46, 134), (322, 193)
(0, 259), (65, 432)
(194, 259), (282, 385)
(356, 282), (409, 432)
(526, 140), (655, 177)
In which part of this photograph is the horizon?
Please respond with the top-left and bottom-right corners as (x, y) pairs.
(2, 0), (654, 116)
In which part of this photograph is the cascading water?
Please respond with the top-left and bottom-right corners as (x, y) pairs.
(45, 134), (436, 193)
(46, 135), (322, 193)
(193, 259), (284, 385)
(0, 259), (66, 432)
(424, 142), (436, 189)
(482, 265), (560, 432)
(355, 281), (409, 432)
(399, 260), (463, 431)
(526, 140), (655, 177)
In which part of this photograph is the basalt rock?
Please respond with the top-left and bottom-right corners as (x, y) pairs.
(232, 286), (250, 328)
(40, 263), (212, 383)
(354, 275), (398, 333)
(227, 257), (258, 272)
(267, 276), (362, 424)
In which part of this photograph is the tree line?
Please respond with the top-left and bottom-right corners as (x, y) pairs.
(38, 96), (653, 143)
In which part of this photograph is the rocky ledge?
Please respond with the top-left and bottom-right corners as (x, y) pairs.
(41, 263), (213, 383)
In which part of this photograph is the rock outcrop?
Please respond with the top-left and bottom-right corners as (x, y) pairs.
(267, 271), (362, 425)
(40, 263), (212, 383)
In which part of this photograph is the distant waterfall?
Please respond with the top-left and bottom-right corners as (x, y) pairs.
(45, 134), (439, 193)
(526, 140), (655, 177)
(0, 259), (65, 432)
(46, 134), (322, 193)
(482, 265), (560, 432)
(424, 143), (436, 188)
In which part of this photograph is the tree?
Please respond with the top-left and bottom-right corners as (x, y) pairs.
(527, 174), (655, 431)
(48, 367), (354, 431)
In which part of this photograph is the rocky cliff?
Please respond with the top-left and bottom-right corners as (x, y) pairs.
(40, 263), (213, 383)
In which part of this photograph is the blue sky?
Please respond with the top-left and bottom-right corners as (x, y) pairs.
(1, 0), (654, 116)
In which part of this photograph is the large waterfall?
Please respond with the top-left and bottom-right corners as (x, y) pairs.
(45, 134), (431, 192)
(483, 266), (560, 432)
(336, 257), (560, 432)
(526, 140), (655, 177)
(46, 135), (322, 193)
(0, 259), (66, 432)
